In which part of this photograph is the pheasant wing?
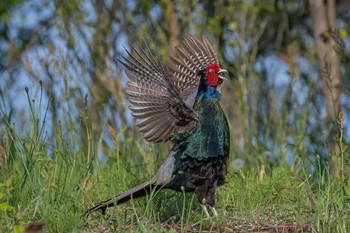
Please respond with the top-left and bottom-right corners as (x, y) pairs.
(119, 44), (197, 143)
(168, 36), (219, 108)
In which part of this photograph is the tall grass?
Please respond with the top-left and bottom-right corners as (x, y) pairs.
(0, 82), (349, 232)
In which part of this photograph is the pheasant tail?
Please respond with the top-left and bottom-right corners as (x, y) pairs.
(83, 181), (155, 216)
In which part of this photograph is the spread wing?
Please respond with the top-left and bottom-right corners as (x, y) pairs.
(119, 44), (197, 143)
(168, 36), (219, 108)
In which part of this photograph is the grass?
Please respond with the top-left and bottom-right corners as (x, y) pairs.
(0, 88), (349, 233)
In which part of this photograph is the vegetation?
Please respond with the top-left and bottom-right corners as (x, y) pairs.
(0, 0), (349, 232)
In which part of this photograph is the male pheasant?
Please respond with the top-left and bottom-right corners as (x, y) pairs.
(84, 36), (230, 217)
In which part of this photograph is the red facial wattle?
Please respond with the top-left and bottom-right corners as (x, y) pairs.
(204, 64), (220, 86)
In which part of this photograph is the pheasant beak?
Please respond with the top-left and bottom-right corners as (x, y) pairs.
(217, 69), (227, 74)
(217, 69), (228, 94)
(217, 69), (227, 80)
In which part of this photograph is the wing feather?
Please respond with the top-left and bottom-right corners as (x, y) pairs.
(168, 36), (219, 108)
(120, 42), (197, 143)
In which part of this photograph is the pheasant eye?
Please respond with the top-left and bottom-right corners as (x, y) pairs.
(208, 69), (213, 74)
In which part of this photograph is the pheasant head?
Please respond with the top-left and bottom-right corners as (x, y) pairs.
(197, 64), (227, 99)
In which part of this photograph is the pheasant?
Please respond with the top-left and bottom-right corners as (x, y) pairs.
(84, 36), (230, 217)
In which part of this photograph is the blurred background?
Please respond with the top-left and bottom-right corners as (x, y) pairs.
(0, 0), (349, 175)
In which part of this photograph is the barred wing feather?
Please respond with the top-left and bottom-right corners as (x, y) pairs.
(168, 36), (219, 108)
(119, 44), (197, 143)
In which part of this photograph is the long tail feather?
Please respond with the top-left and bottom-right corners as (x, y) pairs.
(84, 181), (155, 217)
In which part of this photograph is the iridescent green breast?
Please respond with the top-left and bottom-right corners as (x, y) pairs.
(170, 99), (230, 167)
